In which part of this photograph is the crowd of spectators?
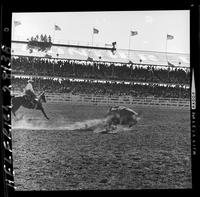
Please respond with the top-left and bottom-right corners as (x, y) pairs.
(29, 34), (52, 43)
(11, 56), (190, 85)
(11, 77), (189, 99)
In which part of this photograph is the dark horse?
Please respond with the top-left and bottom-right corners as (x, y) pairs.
(11, 91), (50, 120)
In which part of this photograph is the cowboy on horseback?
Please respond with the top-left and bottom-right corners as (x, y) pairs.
(12, 84), (49, 120)
(24, 78), (37, 107)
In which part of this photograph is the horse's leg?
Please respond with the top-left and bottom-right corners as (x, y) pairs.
(40, 107), (49, 120)
(11, 109), (17, 122)
(12, 110), (22, 121)
(11, 108), (16, 117)
(11, 104), (21, 121)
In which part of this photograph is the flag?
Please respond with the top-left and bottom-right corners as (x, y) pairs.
(87, 56), (93, 61)
(130, 31), (138, 36)
(14, 21), (21, 27)
(167, 34), (174, 40)
(55, 25), (61, 31)
(167, 61), (175, 67)
(93, 28), (99, 34)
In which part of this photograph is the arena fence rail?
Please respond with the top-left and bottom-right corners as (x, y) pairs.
(11, 92), (190, 109)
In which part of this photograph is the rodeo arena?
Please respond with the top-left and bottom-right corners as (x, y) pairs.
(11, 27), (191, 189)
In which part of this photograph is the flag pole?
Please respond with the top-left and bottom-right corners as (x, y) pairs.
(53, 23), (56, 44)
(91, 27), (94, 47)
(88, 28), (94, 58)
(12, 21), (18, 41)
(128, 31), (131, 61)
(165, 34), (169, 64)
(12, 21), (15, 41)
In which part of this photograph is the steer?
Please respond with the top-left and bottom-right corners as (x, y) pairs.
(105, 106), (141, 129)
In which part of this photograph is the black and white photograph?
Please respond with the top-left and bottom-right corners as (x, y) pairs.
(10, 10), (191, 190)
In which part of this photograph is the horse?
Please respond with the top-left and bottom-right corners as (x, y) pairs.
(11, 91), (50, 120)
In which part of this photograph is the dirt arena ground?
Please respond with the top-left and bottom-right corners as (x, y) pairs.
(11, 103), (192, 190)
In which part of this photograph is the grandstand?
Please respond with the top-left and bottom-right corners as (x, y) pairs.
(11, 41), (190, 108)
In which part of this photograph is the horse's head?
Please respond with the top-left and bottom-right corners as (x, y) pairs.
(39, 91), (47, 103)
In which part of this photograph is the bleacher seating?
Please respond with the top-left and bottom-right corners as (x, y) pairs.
(11, 56), (190, 85)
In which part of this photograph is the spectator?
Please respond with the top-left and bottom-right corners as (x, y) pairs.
(48, 35), (52, 43)
(40, 34), (44, 42)
(11, 56), (190, 85)
(11, 76), (190, 99)
(36, 35), (39, 41)
(43, 34), (47, 42)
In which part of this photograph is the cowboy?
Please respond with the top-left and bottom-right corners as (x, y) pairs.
(24, 78), (37, 106)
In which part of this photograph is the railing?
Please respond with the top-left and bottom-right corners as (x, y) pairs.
(43, 93), (190, 109)
(11, 91), (190, 109)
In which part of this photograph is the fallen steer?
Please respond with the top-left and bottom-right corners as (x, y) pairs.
(105, 106), (141, 131)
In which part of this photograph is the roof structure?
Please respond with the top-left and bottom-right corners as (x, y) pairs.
(11, 42), (190, 67)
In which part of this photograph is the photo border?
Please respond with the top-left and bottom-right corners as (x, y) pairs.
(0, 0), (199, 196)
